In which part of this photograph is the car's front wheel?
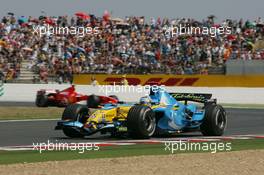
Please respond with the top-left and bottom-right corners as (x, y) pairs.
(35, 94), (48, 107)
(61, 104), (89, 138)
(127, 105), (156, 139)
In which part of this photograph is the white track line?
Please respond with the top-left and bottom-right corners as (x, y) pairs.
(1, 135), (263, 151)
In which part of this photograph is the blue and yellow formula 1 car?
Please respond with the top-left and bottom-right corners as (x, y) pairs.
(55, 87), (227, 139)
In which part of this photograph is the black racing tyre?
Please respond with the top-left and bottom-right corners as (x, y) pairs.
(35, 94), (48, 107)
(57, 98), (68, 107)
(200, 104), (227, 136)
(87, 95), (101, 108)
(127, 105), (156, 139)
(109, 95), (119, 101)
(62, 104), (89, 138)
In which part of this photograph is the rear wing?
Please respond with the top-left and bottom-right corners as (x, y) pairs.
(169, 93), (215, 104)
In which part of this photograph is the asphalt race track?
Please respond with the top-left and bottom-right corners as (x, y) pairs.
(0, 108), (263, 147)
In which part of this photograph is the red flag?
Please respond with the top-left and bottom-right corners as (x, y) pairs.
(75, 12), (90, 20)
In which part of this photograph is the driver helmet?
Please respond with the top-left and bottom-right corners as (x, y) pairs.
(139, 96), (151, 105)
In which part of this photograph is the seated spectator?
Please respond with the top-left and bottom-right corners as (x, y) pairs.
(39, 66), (48, 83)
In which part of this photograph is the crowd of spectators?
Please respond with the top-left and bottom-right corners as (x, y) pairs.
(0, 12), (263, 83)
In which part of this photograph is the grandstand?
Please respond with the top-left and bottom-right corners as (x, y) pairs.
(0, 14), (263, 84)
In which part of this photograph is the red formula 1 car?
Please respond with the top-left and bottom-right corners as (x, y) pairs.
(35, 85), (118, 107)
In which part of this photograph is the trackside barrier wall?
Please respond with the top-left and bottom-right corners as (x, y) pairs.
(73, 74), (264, 87)
(0, 84), (264, 104)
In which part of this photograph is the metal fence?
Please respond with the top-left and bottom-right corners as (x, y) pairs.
(226, 60), (264, 75)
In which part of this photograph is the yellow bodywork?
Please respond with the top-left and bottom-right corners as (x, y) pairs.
(85, 104), (172, 129)
(87, 106), (131, 124)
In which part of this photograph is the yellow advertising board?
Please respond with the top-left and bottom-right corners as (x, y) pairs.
(73, 74), (264, 87)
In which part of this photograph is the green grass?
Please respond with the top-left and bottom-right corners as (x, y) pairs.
(0, 107), (63, 120)
(0, 139), (263, 165)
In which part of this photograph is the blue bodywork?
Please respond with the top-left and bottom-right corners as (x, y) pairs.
(148, 88), (205, 132)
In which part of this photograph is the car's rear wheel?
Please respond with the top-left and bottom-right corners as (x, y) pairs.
(200, 104), (227, 136)
(62, 104), (89, 138)
(87, 95), (101, 108)
(35, 94), (48, 107)
(127, 105), (156, 139)
(57, 97), (69, 107)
